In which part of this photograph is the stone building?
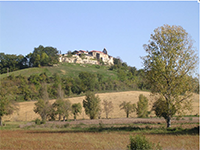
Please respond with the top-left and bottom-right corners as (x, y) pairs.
(59, 48), (113, 65)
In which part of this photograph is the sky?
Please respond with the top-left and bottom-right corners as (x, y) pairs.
(0, 1), (199, 70)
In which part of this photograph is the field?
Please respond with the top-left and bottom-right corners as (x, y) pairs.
(3, 91), (199, 122)
(1, 129), (199, 150)
(1, 91), (199, 150)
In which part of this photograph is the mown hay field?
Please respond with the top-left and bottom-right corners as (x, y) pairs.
(3, 91), (199, 122)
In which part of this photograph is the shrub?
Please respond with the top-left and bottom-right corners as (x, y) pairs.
(127, 135), (153, 150)
(35, 118), (46, 125)
(35, 118), (41, 125)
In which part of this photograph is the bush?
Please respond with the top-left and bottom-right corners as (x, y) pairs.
(35, 118), (45, 125)
(35, 118), (41, 125)
(127, 135), (162, 150)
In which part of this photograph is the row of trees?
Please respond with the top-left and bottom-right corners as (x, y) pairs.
(0, 45), (59, 74)
(33, 83), (150, 122)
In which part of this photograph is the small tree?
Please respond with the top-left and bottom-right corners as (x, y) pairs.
(137, 94), (149, 118)
(103, 100), (114, 119)
(62, 100), (72, 121)
(34, 83), (51, 123)
(72, 103), (82, 121)
(83, 92), (101, 119)
(0, 95), (19, 126)
(34, 99), (51, 122)
(119, 101), (136, 118)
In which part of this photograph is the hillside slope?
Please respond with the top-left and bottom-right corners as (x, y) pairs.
(0, 63), (118, 79)
(3, 91), (199, 122)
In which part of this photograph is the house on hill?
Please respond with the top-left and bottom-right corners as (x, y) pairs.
(59, 48), (114, 65)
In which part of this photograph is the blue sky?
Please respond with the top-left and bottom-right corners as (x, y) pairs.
(0, 1), (199, 69)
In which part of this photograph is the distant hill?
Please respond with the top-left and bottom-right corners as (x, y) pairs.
(0, 63), (118, 80)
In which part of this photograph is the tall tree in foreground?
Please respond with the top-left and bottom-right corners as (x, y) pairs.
(142, 24), (198, 127)
(83, 92), (101, 119)
(137, 94), (149, 118)
(119, 101), (136, 118)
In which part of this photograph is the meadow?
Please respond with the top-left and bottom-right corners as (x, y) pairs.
(1, 119), (199, 150)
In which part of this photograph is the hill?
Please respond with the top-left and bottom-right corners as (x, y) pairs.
(0, 63), (118, 80)
(3, 91), (199, 122)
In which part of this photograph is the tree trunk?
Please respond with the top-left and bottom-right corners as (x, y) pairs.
(106, 113), (108, 119)
(59, 114), (61, 121)
(127, 111), (129, 118)
(74, 115), (76, 121)
(0, 116), (2, 126)
(63, 116), (66, 122)
(167, 117), (171, 128)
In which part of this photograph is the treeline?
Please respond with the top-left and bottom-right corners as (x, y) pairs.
(0, 67), (148, 102)
(0, 45), (59, 74)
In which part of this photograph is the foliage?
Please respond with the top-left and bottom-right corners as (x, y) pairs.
(137, 94), (149, 118)
(0, 95), (19, 126)
(53, 99), (72, 121)
(72, 103), (82, 120)
(127, 135), (162, 150)
(119, 101), (136, 118)
(33, 83), (51, 122)
(102, 100), (114, 119)
(83, 92), (101, 119)
(142, 24), (198, 127)
(0, 45), (59, 74)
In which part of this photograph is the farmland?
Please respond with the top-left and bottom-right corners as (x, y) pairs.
(1, 91), (199, 150)
(3, 91), (199, 122)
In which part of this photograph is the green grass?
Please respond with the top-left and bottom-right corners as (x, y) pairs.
(0, 63), (118, 79)
(1, 120), (199, 136)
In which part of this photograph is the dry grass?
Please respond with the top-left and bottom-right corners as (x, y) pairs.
(0, 130), (199, 150)
(3, 91), (199, 122)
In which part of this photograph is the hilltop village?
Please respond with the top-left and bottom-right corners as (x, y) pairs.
(59, 48), (114, 65)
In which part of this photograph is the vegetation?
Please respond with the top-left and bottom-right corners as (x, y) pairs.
(119, 101), (136, 118)
(0, 95), (19, 126)
(127, 135), (162, 150)
(33, 83), (51, 123)
(83, 92), (101, 119)
(142, 24), (198, 127)
(72, 103), (82, 121)
(102, 100), (114, 119)
(136, 94), (149, 118)
(0, 45), (59, 74)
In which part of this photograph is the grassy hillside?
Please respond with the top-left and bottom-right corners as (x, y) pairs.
(0, 63), (118, 79)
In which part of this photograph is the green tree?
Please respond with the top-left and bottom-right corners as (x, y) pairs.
(119, 101), (136, 118)
(142, 24), (198, 127)
(137, 94), (149, 118)
(83, 92), (101, 119)
(52, 84), (71, 121)
(102, 100), (114, 119)
(72, 103), (82, 121)
(33, 83), (51, 122)
(0, 95), (19, 126)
